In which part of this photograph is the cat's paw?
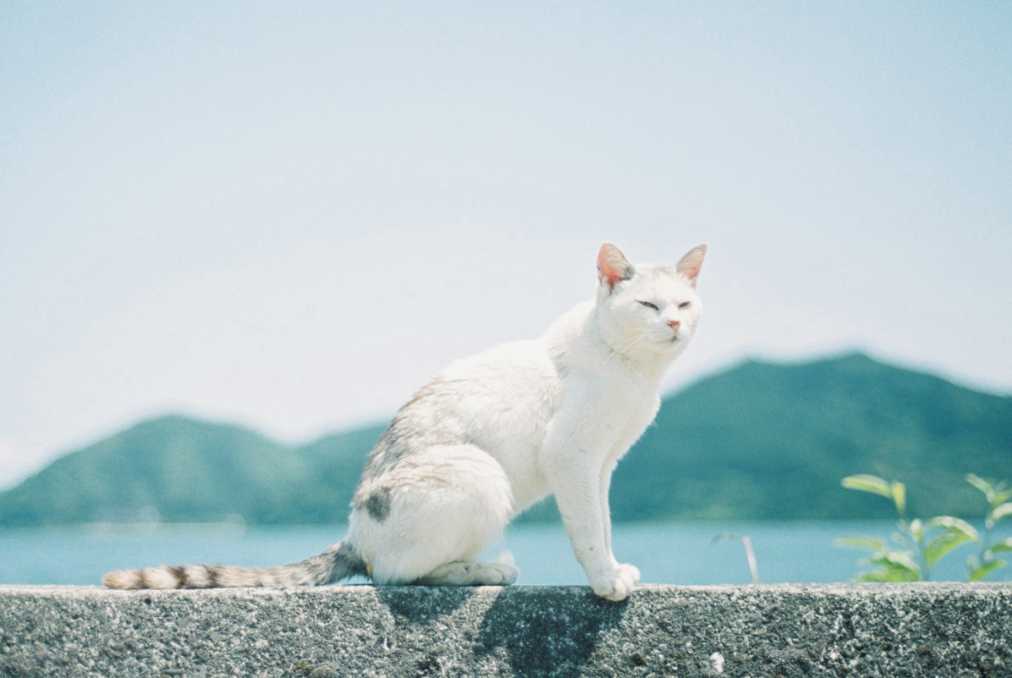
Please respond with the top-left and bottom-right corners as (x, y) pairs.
(615, 562), (641, 586)
(590, 569), (636, 602)
(484, 562), (519, 585)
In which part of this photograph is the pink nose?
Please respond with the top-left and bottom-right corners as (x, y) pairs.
(667, 319), (681, 330)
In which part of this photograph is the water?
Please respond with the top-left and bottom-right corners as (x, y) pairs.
(1, 521), (1008, 586)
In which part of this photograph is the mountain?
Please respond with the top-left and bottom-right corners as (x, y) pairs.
(0, 416), (389, 527)
(1, 352), (1009, 526)
(611, 352), (1011, 521)
(0, 416), (306, 525)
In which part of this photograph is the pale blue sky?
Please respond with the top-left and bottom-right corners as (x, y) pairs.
(2, 2), (1011, 487)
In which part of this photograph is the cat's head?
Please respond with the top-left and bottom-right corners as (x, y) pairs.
(594, 242), (706, 360)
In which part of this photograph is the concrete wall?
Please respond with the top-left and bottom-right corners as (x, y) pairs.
(1, 584), (1010, 677)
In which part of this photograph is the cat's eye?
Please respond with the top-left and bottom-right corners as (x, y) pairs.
(678, 301), (691, 310)
(637, 300), (659, 311)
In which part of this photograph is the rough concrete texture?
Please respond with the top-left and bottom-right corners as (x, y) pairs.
(1, 584), (1010, 677)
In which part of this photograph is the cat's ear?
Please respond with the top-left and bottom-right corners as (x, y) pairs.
(597, 243), (634, 290)
(676, 244), (707, 287)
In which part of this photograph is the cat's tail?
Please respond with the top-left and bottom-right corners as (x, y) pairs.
(102, 540), (366, 590)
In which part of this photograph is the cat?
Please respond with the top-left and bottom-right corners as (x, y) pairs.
(103, 242), (706, 601)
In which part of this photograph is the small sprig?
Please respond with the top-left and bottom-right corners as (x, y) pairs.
(965, 474), (1012, 581)
(836, 473), (980, 582)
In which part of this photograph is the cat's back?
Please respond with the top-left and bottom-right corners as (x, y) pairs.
(360, 337), (561, 470)
(403, 301), (594, 437)
(439, 337), (564, 434)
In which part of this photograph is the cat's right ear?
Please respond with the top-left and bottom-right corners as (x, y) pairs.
(597, 243), (634, 291)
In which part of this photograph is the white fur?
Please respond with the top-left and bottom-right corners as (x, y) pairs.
(348, 244), (705, 601)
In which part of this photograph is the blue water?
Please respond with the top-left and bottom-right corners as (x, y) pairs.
(1, 521), (1008, 586)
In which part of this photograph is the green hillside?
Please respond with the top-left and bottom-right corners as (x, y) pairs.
(1, 353), (1009, 526)
(613, 352), (1012, 520)
(0, 416), (307, 525)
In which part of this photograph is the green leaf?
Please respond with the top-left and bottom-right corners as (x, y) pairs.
(994, 488), (1012, 507)
(989, 503), (1012, 526)
(860, 552), (921, 582)
(891, 482), (906, 515)
(969, 559), (1007, 582)
(834, 536), (886, 552)
(924, 530), (975, 567)
(927, 516), (979, 541)
(909, 518), (923, 542)
(842, 474), (894, 499)
(859, 569), (920, 583)
(986, 538), (1012, 555)
(966, 473), (995, 503)
(965, 474), (1012, 508)
(870, 551), (921, 576)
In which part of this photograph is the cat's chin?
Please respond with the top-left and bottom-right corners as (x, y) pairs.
(659, 336), (691, 356)
(638, 338), (685, 360)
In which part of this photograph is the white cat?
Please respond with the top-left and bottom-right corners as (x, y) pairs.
(104, 242), (706, 601)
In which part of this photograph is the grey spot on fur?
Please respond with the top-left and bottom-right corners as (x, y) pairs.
(365, 487), (392, 522)
(354, 378), (471, 504)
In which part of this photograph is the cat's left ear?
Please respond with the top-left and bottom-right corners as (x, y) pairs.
(597, 243), (634, 291)
(676, 244), (707, 287)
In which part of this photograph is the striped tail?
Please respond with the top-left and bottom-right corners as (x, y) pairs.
(102, 540), (365, 590)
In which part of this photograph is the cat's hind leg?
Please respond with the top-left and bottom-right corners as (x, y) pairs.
(349, 444), (516, 586)
(417, 560), (519, 586)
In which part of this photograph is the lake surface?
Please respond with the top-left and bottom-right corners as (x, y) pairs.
(2, 521), (1009, 586)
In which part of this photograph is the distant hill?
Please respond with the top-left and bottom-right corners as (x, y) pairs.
(612, 352), (1011, 521)
(0, 417), (306, 525)
(1, 352), (1009, 526)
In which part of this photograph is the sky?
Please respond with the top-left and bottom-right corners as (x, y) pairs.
(2, 2), (1010, 488)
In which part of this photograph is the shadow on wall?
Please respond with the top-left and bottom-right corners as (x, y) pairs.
(374, 585), (628, 675)
(476, 587), (628, 673)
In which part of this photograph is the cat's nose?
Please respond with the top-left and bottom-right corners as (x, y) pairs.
(667, 320), (681, 331)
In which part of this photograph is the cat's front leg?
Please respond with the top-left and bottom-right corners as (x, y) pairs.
(600, 462), (640, 587)
(543, 435), (634, 600)
(549, 463), (632, 600)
